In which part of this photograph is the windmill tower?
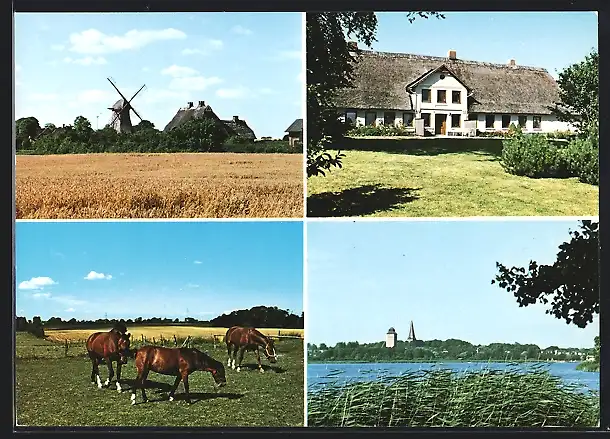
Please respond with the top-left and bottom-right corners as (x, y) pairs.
(386, 327), (397, 348)
(106, 77), (146, 133)
(407, 320), (417, 342)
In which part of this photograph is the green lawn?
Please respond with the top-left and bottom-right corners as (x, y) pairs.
(15, 333), (304, 427)
(306, 138), (598, 217)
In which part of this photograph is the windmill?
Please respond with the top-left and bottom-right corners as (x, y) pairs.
(106, 77), (146, 133)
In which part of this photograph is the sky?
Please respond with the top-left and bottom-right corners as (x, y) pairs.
(307, 219), (599, 349)
(362, 11), (598, 79)
(14, 12), (304, 138)
(15, 221), (303, 321)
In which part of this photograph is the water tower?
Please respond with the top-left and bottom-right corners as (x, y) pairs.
(386, 327), (397, 348)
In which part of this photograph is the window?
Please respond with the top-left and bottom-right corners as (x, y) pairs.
(485, 114), (495, 129)
(403, 113), (414, 126)
(365, 112), (377, 126)
(533, 115), (542, 129)
(468, 113), (478, 121)
(437, 90), (446, 104)
(422, 113), (431, 127)
(502, 115), (511, 129)
(452, 91), (461, 104)
(422, 89), (431, 103)
(384, 111), (396, 126)
(451, 114), (461, 128)
(518, 115), (527, 127)
(345, 111), (357, 125)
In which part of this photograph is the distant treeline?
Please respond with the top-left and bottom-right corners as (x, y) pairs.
(308, 339), (594, 363)
(15, 116), (301, 154)
(17, 306), (304, 334)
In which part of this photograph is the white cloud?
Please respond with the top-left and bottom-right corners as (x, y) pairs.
(84, 271), (113, 280)
(259, 87), (274, 95)
(68, 28), (186, 54)
(186, 283), (200, 288)
(64, 56), (107, 66)
(161, 65), (198, 78)
(297, 71), (305, 83)
(53, 296), (87, 306)
(141, 88), (189, 104)
(29, 93), (59, 101)
(194, 260), (202, 264)
(32, 292), (51, 299)
(19, 276), (57, 290)
(231, 25), (252, 36)
(216, 86), (250, 99)
(181, 48), (207, 56)
(65, 307), (75, 312)
(76, 89), (113, 104)
(277, 50), (301, 60)
(51, 44), (65, 51)
(169, 76), (223, 91)
(182, 39), (223, 56)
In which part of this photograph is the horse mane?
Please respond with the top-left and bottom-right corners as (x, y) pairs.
(250, 328), (270, 345)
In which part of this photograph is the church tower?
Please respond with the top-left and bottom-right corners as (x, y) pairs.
(407, 320), (416, 342)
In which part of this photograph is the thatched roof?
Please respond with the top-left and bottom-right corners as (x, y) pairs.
(334, 49), (561, 115)
(285, 118), (303, 133)
(221, 116), (256, 140)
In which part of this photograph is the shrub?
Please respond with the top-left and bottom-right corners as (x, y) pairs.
(347, 123), (414, 137)
(501, 134), (571, 178)
(562, 137), (599, 185)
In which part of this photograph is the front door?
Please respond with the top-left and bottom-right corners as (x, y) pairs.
(435, 114), (447, 136)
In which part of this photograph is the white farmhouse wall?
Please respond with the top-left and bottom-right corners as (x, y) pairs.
(385, 333), (395, 348)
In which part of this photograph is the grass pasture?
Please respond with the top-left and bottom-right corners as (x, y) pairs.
(15, 332), (304, 427)
(16, 153), (303, 219)
(307, 138), (598, 217)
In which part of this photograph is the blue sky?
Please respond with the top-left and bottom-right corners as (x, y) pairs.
(307, 219), (599, 349)
(363, 11), (598, 79)
(14, 12), (303, 138)
(15, 221), (303, 321)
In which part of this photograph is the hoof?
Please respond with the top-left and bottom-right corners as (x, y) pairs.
(169, 396), (174, 402)
(259, 368), (265, 373)
(236, 367), (241, 372)
(98, 384), (103, 389)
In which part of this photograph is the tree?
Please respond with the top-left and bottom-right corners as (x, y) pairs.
(16, 116), (42, 149)
(551, 49), (598, 136)
(492, 220), (599, 328)
(134, 120), (157, 132)
(306, 12), (444, 177)
(73, 116), (93, 142)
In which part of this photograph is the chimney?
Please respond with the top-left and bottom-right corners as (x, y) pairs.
(198, 100), (205, 107)
(233, 116), (239, 122)
(448, 50), (457, 60)
(187, 101), (193, 108)
(508, 59), (516, 66)
(347, 41), (358, 52)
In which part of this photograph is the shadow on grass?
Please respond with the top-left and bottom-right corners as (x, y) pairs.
(308, 184), (420, 217)
(121, 379), (244, 404)
(336, 137), (504, 157)
(232, 363), (288, 373)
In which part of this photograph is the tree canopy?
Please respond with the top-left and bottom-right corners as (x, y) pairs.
(551, 49), (598, 137)
(492, 220), (599, 328)
(306, 12), (444, 177)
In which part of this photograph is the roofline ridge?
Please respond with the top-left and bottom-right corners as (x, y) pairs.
(358, 49), (549, 73)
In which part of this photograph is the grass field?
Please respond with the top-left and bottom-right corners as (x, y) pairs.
(307, 138), (598, 217)
(16, 153), (303, 219)
(15, 332), (304, 427)
(44, 326), (304, 343)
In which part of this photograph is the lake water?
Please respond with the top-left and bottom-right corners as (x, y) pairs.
(308, 362), (599, 394)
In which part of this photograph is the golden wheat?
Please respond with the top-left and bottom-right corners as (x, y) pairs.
(16, 153), (304, 218)
(45, 326), (304, 342)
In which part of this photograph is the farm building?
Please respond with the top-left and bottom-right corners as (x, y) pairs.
(285, 118), (303, 147)
(163, 100), (256, 141)
(385, 327), (397, 348)
(335, 44), (574, 136)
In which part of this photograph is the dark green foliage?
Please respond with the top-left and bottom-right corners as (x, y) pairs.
(308, 367), (599, 427)
(347, 124), (414, 137)
(210, 306), (304, 329)
(15, 116), (42, 150)
(492, 220), (599, 328)
(500, 134), (571, 178)
(562, 136), (599, 185)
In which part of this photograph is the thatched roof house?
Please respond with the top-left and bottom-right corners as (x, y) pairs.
(335, 45), (573, 135)
(163, 100), (256, 140)
(284, 118), (303, 147)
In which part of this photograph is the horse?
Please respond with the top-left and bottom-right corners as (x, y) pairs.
(224, 326), (277, 373)
(130, 346), (226, 405)
(86, 326), (131, 393)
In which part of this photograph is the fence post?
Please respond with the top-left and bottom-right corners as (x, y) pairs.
(141, 334), (144, 343)
(174, 334), (177, 346)
(153, 337), (156, 345)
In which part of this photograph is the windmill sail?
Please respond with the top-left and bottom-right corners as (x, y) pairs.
(106, 78), (145, 134)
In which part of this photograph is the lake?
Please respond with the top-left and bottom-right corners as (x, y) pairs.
(308, 362), (599, 394)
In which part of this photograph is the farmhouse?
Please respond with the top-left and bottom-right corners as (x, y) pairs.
(335, 44), (573, 136)
(285, 118), (303, 147)
(163, 100), (256, 141)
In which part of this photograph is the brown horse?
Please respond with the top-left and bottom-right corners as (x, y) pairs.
(86, 326), (131, 393)
(130, 346), (226, 405)
(224, 326), (277, 373)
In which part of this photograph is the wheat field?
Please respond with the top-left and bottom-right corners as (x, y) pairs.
(44, 326), (304, 342)
(16, 153), (303, 219)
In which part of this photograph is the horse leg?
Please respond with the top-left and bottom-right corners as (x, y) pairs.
(116, 361), (123, 393)
(90, 356), (98, 384)
(231, 345), (239, 370)
(256, 348), (264, 373)
(139, 367), (150, 403)
(105, 358), (114, 387)
(168, 375), (182, 402)
(226, 343), (232, 367)
(182, 373), (191, 404)
(236, 347), (246, 372)
(92, 358), (103, 389)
